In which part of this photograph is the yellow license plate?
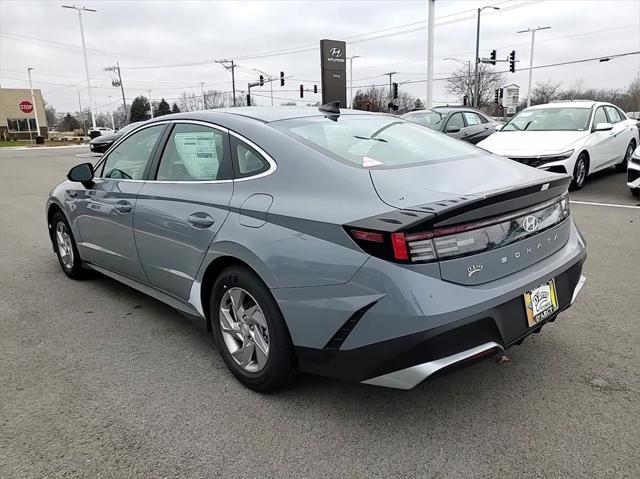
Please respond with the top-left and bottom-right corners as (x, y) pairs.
(524, 279), (559, 327)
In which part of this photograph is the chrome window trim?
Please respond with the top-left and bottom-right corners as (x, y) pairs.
(94, 119), (278, 185)
(229, 130), (278, 182)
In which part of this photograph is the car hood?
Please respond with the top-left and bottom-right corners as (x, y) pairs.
(477, 130), (588, 155)
(90, 133), (119, 144)
(369, 153), (561, 210)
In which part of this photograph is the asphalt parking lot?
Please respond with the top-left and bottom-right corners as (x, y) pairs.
(1, 146), (639, 478)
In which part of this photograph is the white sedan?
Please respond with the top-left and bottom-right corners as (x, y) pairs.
(478, 101), (639, 189)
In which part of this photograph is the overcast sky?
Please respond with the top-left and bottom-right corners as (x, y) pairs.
(1, 0), (639, 113)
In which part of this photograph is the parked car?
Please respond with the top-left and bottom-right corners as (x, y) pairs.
(478, 101), (639, 190)
(628, 145), (640, 196)
(89, 122), (143, 153)
(47, 105), (586, 391)
(402, 106), (502, 144)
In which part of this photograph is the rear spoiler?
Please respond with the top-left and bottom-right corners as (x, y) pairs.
(346, 176), (571, 233)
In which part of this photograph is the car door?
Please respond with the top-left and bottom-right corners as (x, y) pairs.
(461, 111), (490, 144)
(604, 106), (630, 163)
(133, 121), (234, 300)
(74, 123), (167, 281)
(587, 106), (618, 170)
(443, 112), (466, 141)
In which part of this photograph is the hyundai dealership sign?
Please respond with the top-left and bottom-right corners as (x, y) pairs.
(320, 39), (347, 107)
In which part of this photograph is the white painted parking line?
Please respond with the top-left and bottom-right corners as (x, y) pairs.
(75, 152), (102, 158)
(570, 200), (640, 210)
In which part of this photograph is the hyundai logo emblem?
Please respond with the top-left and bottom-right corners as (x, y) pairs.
(522, 215), (539, 232)
(329, 47), (343, 58)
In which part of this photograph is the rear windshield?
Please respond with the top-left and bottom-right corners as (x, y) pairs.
(271, 115), (483, 168)
(402, 110), (443, 130)
(502, 107), (591, 131)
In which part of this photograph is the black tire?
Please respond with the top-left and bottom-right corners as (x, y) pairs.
(570, 152), (589, 190)
(50, 211), (85, 279)
(210, 265), (296, 392)
(616, 141), (636, 173)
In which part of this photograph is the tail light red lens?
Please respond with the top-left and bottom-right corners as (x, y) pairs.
(351, 230), (384, 243)
(390, 233), (409, 260)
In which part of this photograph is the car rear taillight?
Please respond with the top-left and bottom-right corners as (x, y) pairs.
(346, 193), (570, 264)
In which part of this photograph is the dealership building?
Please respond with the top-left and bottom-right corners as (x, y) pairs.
(0, 88), (48, 140)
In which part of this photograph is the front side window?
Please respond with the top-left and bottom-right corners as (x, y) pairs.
(156, 124), (231, 181)
(502, 107), (591, 131)
(604, 106), (622, 123)
(101, 125), (164, 180)
(272, 115), (485, 169)
(446, 113), (465, 129)
(593, 107), (608, 126)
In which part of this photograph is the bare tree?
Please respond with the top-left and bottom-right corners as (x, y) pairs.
(352, 86), (388, 111)
(562, 79), (586, 100)
(530, 80), (564, 104)
(445, 63), (505, 107)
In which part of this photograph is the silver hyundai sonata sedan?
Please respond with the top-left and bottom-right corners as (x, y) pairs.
(46, 104), (587, 391)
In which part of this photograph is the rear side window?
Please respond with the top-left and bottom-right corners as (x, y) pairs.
(232, 137), (270, 178)
(604, 106), (622, 123)
(100, 125), (164, 179)
(156, 123), (231, 181)
(272, 114), (484, 169)
(463, 112), (483, 126)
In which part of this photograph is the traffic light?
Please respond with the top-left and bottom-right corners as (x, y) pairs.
(494, 88), (500, 104)
(392, 82), (398, 99)
(259, 75), (264, 86)
(314, 85), (318, 94)
(280, 71), (285, 86)
(246, 93), (251, 106)
(300, 85), (304, 98)
(509, 51), (516, 73)
(490, 50), (497, 66)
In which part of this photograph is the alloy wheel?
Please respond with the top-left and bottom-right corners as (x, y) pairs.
(55, 222), (74, 270)
(575, 157), (586, 187)
(219, 287), (270, 372)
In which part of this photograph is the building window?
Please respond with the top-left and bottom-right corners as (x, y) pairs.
(7, 118), (37, 132)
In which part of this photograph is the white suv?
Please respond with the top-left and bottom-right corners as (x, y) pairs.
(478, 101), (639, 189)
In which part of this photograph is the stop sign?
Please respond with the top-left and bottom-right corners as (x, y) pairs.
(19, 100), (33, 113)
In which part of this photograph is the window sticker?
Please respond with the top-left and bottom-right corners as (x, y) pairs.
(362, 156), (384, 167)
(174, 132), (219, 180)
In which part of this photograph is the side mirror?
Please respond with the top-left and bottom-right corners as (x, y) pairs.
(67, 162), (94, 184)
(446, 125), (461, 133)
(593, 122), (613, 132)
(494, 124), (503, 131)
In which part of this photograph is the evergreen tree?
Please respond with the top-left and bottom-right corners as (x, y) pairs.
(171, 103), (180, 113)
(130, 96), (150, 122)
(155, 98), (172, 117)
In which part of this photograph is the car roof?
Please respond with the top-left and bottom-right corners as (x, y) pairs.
(161, 106), (390, 124)
(527, 101), (598, 110)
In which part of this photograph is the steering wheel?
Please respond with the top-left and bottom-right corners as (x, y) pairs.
(107, 168), (133, 179)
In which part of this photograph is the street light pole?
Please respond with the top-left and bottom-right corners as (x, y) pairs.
(518, 26), (551, 107)
(148, 89), (153, 118)
(62, 5), (97, 129)
(426, 0), (435, 108)
(27, 67), (41, 138)
(347, 55), (360, 108)
(473, 5), (500, 108)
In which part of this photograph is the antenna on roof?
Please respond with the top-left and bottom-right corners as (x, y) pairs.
(319, 101), (340, 115)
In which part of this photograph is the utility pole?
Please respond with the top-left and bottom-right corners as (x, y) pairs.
(104, 62), (127, 124)
(384, 72), (396, 100)
(77, 91), (85, 135)
(347, 55), (360, 108)
(148, 89), (153, 118)
(473, 5), (500, 108)
(518, 26), (551, 107)
(215, 59), (237, 106)
(27, 67), (41, 139)
(62, 5), (97, 129)
(426, 0), (435, 108)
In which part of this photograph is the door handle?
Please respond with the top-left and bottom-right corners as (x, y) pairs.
(187, 213), (215, 228)
(114, 200), (133, 214)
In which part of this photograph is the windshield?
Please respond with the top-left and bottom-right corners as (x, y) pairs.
(272, 115), (484, 168)
(502, 107), (591, 131)
(402, 110), (443, 130)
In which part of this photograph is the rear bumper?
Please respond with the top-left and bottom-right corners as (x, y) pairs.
(295, 258), (586, 388)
